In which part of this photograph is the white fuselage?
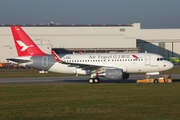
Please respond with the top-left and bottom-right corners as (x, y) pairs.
(46, 53), (173, 75)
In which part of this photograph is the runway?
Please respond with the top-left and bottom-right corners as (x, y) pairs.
(0, 74), (180, 84)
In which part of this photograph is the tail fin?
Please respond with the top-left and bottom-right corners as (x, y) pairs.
(11, 26), (47, 56)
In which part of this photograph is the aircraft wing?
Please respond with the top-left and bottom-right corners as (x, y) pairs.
(61, 61), (116, 72)
(51, 50), (117, 73)
(6, 58), (31, 63)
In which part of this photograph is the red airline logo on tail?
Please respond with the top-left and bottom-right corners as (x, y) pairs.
(11, 26), (47, 56)
(16, 40), (33, 51)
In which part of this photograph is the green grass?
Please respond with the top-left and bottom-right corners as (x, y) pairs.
(0, 69), (75, 78)
(0, 83), (180, 120)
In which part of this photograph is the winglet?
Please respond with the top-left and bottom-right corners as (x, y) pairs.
(11, 26), (47, 56)
(51, 50), (61, 62)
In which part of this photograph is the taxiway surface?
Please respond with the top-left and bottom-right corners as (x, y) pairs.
(0, 74), (180, 84)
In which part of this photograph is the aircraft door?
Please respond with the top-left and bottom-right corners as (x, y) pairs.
(42, 56), (48, 67)
(145, 55), (151, 66)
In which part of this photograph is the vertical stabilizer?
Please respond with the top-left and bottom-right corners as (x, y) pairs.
(11, 26), (47, 56)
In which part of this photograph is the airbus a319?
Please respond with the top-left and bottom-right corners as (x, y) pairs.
(7, 26), (174, 83)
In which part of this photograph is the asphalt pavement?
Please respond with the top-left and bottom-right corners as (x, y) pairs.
(0, 74), (180, 84)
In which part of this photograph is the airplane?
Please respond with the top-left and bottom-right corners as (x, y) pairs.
(7, 26), (174, 83)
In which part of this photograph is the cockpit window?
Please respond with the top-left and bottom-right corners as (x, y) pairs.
(157, 58), (166, 61)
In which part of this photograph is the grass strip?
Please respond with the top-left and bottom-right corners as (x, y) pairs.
(0, 83), (180, 120)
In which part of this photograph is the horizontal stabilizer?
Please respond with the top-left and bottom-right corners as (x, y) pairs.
(7, 58), (31, 63)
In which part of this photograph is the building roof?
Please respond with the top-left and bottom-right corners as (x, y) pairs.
(0, 24), (133, 27)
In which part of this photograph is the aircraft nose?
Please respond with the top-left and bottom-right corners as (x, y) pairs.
(170, 62), (174, 69)
(166, 61), (174, 70)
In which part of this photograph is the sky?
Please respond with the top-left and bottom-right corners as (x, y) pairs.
(0, 0), (180, 28)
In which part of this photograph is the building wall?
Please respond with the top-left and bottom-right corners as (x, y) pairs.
(0, 23), (180, 62)
(0, 23), (140, 62)
(138, 29), (180, 58)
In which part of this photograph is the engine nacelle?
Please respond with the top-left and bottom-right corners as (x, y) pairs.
(105, 69), (123, 80)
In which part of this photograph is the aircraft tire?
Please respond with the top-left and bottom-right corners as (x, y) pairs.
(89, 78), (94, 84)
(94, 78), (100, 83)
(154, 79), (159, 83)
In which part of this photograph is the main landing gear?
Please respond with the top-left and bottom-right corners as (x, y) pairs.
(89, 77), (100, 84)
(89, 73), (100, 84)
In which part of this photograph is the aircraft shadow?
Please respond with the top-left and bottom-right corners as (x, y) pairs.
(58, 79), (137, 84)
(57, 78), (180, 84)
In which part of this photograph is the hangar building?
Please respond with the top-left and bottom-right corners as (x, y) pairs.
(0, 23), (180, 62)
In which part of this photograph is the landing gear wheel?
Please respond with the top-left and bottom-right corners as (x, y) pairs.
(89, 78), (94, 84)
(94, 78), (100, 83)
(154, 79), (159, 83)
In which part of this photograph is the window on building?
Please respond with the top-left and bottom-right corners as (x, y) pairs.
(120, 28), (125, 32)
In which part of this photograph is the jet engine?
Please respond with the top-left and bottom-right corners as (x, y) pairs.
(104, 69), (130, 80)
(105, 69), (123, 79)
